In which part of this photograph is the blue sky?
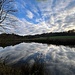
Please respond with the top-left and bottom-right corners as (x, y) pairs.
(1, 0), (75, 35)
(14, 0), (44, 24)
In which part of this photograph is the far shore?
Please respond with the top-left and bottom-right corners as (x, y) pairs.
(0, 32), (75, 47)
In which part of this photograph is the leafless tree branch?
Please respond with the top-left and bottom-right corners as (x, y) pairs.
(0, 0), (17, 24)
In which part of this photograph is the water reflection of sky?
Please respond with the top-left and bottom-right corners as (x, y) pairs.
(0, 42), (75, 75)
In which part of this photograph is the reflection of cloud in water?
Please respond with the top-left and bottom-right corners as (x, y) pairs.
(0, 43), (75, 75)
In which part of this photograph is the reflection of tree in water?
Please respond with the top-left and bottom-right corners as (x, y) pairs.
(1, 50), (75, 75)
(13, 52), (45, 67)
(12, 52), (46, 75)
(20, 52), (75, 75)
(0, 43), (75, 75)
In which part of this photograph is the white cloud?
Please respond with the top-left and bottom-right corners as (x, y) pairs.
(0, 42), (75, 75)
(0, 0), (75, 35)
(26, 10), (34, 19)
(37, 0), (75, 32)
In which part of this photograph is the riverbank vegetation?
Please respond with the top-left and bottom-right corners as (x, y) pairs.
(0, 30), (75, 46)
(0, 61), (45, 75)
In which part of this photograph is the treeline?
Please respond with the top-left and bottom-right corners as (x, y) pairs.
(25, 31), (75, 39)
(0, 33), (22, 39)
(0, 30), (75, 39)
(0, 30), (75, 46)
(0, 33), (24, 47)
(0, 29), (75, 37)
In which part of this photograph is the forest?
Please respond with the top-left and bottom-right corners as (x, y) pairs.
(0, 29), (75, 46)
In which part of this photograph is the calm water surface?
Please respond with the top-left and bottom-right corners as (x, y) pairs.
(0, 42), (75, 75)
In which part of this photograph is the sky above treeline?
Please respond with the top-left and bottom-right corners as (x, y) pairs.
(1, 0), (75, 35)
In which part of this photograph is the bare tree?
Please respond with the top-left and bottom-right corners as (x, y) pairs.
(0, 0), (17, 24)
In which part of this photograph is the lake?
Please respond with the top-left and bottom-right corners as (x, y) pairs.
(0, 42), (75, 75)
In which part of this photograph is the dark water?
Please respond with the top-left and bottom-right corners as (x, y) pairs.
(0, 42), (75, 75)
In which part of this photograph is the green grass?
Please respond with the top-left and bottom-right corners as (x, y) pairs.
(0, 35), (75, 46)
(29, 36), (75, 40)
(28, 36), (75, 45)
(48, 36), (75, 39)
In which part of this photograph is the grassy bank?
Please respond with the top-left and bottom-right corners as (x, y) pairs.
(28, 36), (75, 45)
(0, 34), (75, 46)
(0, 62), (45, 75)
